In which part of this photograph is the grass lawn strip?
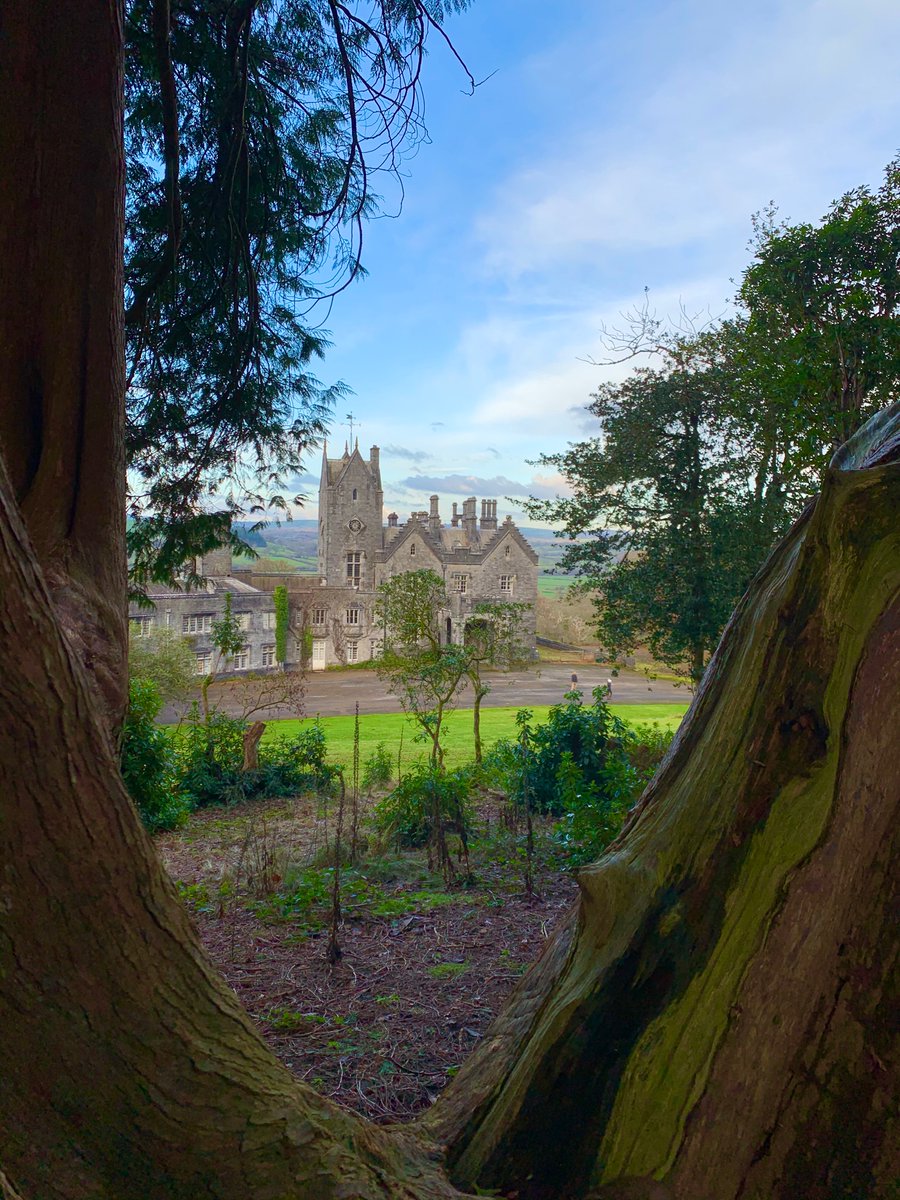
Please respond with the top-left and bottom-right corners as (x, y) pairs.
(258, 703), (687, 771)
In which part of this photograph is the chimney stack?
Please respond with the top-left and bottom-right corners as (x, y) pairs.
(462, 496), (477, 542)
(429, 494), (441, 535)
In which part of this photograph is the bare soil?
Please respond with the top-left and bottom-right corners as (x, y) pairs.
(157, 792), (578, 1122)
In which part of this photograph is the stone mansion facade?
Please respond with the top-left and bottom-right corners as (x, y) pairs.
(129, 443), (538, 674)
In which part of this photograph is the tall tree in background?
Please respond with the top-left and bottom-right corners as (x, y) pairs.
(738, 156), (900, 457)
(124, 0), (473, 583)
(526, 343), (770, 683)
(534, 159), (900, 681)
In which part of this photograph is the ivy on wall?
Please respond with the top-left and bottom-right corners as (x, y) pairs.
(273, 585), (289, 664)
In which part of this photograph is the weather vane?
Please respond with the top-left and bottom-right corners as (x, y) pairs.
(344, 411), (359, 445)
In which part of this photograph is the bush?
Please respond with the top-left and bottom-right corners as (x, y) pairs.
(362, 742), (393, 791)
(121, 679), (188, 831)
(510, 689), (638, 816)
(172, 710), (336, 807)
(373, 764), (474, 848)
(257, 725), (337, 797)
(626, 722), (675, 786)
(491, 689), (639, 865)
(171, 707), (247, 807)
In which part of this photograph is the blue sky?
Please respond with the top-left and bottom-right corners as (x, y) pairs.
(291, 0), (900, 527)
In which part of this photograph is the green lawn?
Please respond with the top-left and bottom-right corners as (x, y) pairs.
(261, 702), (688, 771)
(537, 574), (575, 597)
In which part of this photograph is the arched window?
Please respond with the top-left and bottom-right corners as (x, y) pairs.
(352, 487), (358, 501)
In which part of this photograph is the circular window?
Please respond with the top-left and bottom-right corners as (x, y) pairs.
(348, 518), (364, 533)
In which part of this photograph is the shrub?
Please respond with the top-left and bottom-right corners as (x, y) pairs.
(121, 679), (188, 831)
(361, 742), (393, 791)
(373, 764), (474, 848)
(491, 689), (639, 865)
(256, 725), (337, 797)
(171, 707), (247, 807)
(172, 710), (335, 807)
(626, 723), (675, 786)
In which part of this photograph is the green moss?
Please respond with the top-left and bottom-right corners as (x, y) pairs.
(428, 961), (470, 980)
(594, 476), (900, 1182)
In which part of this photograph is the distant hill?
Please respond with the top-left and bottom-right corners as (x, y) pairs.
(232, 519), (593, 577)
(233, 520), (318, 570)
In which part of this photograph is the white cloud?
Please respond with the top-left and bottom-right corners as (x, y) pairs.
(476, 0), (900, 280)
(466, 278), (726, 430)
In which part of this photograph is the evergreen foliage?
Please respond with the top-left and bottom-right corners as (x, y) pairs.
(123, 0), (472, 581)
(120, 679), (189, 831)
(484, 689), (638, 863)
(172, 711), (335, 808)
(273, 584), (289, 664)
(373, 762), (473, 848)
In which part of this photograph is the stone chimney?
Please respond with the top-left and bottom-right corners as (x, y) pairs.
(387, 512), (398, 528)
(462, 496), (477, 542)
(429, 494), (441, 535)
(451, 502), (460, 528)
(197, 543), (233, 578)
(480, 498), (498, 531)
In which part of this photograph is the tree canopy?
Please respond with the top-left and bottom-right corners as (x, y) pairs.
(526, 340), (775, 682)
(124, 0), (472, 581)
(531, 157), (900, 680)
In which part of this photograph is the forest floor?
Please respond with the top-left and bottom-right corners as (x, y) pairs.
(157, 789), (578, 1122)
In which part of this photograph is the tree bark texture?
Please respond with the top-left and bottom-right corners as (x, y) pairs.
(427, 406), (900, 1200)
(243, 720), (266, 771)
(0, 0), (127, 722)
(0, 449), (466, 1199)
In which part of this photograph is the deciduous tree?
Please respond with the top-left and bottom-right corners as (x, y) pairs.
(738, 158), (900, 455)
(375, 569), (468, 766)
(463, 601), (531, 763)
(526, 347), (770, 683)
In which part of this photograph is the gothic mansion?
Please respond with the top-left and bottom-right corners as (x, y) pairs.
(130, 443), (539, 672)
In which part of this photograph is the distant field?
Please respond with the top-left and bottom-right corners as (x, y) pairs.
(537, 574), (575, 597)
(258, 703), (688, 771)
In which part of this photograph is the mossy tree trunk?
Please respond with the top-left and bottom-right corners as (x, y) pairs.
(0, 451), (465, 1200)
(0, 0), (128, 728)
(427, 408), (900, 1200)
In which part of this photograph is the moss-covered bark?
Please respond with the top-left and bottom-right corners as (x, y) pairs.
(0, 451), (468, 1200)
(427, 408), (900, 1199)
